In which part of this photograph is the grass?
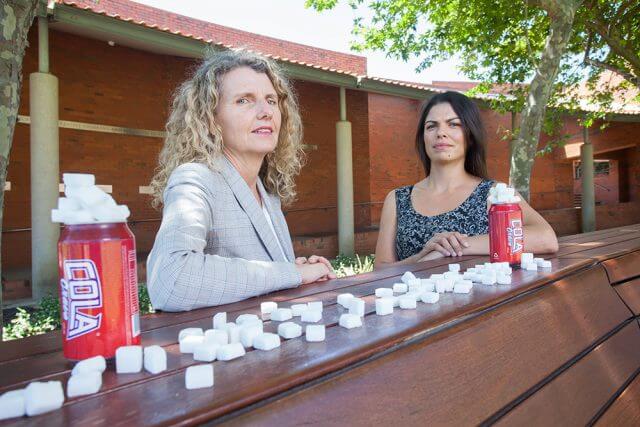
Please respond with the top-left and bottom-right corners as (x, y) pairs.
(2, 254), (375, 341)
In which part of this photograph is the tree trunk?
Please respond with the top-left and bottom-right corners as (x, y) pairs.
(509, 0), (582, 201)
(0, 0), (39, 337)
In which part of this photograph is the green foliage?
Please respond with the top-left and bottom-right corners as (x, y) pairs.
(307, 0), (640, 138)
(331, 254), (375, 277)
(3, 285), (154, 341)
(2, 294), (60, 341)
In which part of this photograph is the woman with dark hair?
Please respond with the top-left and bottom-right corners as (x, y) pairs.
(374, 91), (558, 268)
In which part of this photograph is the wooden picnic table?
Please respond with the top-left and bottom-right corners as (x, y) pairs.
(1, 224), (640, 426)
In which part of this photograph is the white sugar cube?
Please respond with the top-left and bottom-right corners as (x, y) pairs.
(278, 322), (302, 339)
(524, 262), (538, 271)
(178, 327), (204, 341)
(308, 301), (323, 312)
(375, 288), (393, 298)
(0, 389), (25, 420)
(449, 263), (461, 272)
(270, 308), (293, 322)
(401, 271), (417, 284)
(375, 298), (394, 316)
(393, 283), (408, 293)
(63, 173), (95, 187)
(58, 197), (81, 211)
(291, 304), (309, 317)
(115, 346), (143, 373)
(540, 260), (552, 269)
(337, 293), (354, 307)
(261, 301), (278, 315)
(235, 313), (260, 326)
(204, 329), (229, 346)
(392, 296), (400, 308)
(253, 333), (281, 351)
(348, 298), (365, 317)
(221, 323), (241, 344)
(453, 281), (473, 294)
(193, 343), (219, 362)
(65, 185), (109, 207)
(301, 309), (322, 323)
(481, 274), (497, 285)
(404, 291), (422, 302)
(421, 292), (440, 304)
(71, 355), (106, 376)
(213, 312), (227, 329)
(185, 364), (214, 390)
(339, 313), (363, 328)
(143, 345), (167, 374)
(443, 272), (460, 280)
(24, 381), (64, 416)
(497, 274), (512, 285)
(305, 325), (326, 342)
(399, 296), (417, 309)
(239, 323), (264, 348)
(179, 335), (205, 354)
(216, 343), (246, 361)
(67, 371), (102, 398)
(435, 279), (453, 293)
(533, 257), (545, 266)
(64, 210), (95, 225)
(407, 277), (422, 288)
(521, 253), (534, 264)
(420, 279), (435, 292)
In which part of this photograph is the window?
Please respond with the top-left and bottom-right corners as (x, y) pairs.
(574, 160), (610, 180)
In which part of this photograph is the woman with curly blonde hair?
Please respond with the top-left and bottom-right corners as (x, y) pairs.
(147, 49), (335, 312)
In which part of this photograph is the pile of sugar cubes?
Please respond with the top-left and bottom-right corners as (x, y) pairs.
(334, 255), (553, 325)
(488, 182), (521, 204)
(51, 173), (130, 224)
(178, 300), (326, 390)
(0, 345), (168, 420)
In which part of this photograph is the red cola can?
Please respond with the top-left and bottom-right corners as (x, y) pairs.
(489, 203), (524, 265)
(58, 222), (140, 360)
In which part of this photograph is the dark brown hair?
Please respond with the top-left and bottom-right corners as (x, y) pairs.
(415, 91), (488, 179)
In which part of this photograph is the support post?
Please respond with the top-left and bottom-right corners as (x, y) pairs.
(580, 125), (596, 233)
(336, 87), (354, 256)
(30, 16), (60, 300)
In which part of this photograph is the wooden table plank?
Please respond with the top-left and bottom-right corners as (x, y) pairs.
(595, 370), (640, 426)
(0, 259), (602, 426)
(219, 265), (632, 427)
(0, 257), (479, 363)
(496, 321), (640, 426)
(602, 251), (640, 284)
(0, 257), (592, 393)
(558, 225), (640, 243)
(615, 279), (640, 315)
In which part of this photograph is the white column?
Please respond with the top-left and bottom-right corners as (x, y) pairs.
(30, 16), (60, 300)
(580, 125), (596, 232)
(336, 87), (354, 256)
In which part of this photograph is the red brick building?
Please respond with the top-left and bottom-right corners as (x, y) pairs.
(4, 0), (640, 301)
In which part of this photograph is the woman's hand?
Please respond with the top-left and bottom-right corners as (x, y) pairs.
(295, 255), (337, 283)
(419, 250), (445, 262)
(420, 232), (470, 258)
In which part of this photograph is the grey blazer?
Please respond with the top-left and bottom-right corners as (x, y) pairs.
(146, 158), (301, 312)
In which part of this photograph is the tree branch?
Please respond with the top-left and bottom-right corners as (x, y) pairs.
(583, 56), (640, 87)
(585, 17), (640, 77)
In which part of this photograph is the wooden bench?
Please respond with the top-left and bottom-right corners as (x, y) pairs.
(1, 224), (639, 426)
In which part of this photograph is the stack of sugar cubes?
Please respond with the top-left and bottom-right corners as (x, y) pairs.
(488, 182), (520, 204)
(51, 173), (130, 224)
(0, 382), (65, 420)
(520, 252), (552, 270)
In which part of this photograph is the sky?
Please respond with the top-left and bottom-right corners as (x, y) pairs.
(133, 0), (470, 84)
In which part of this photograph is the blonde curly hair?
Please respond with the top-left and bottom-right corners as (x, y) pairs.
(150, 48), (305, 208)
